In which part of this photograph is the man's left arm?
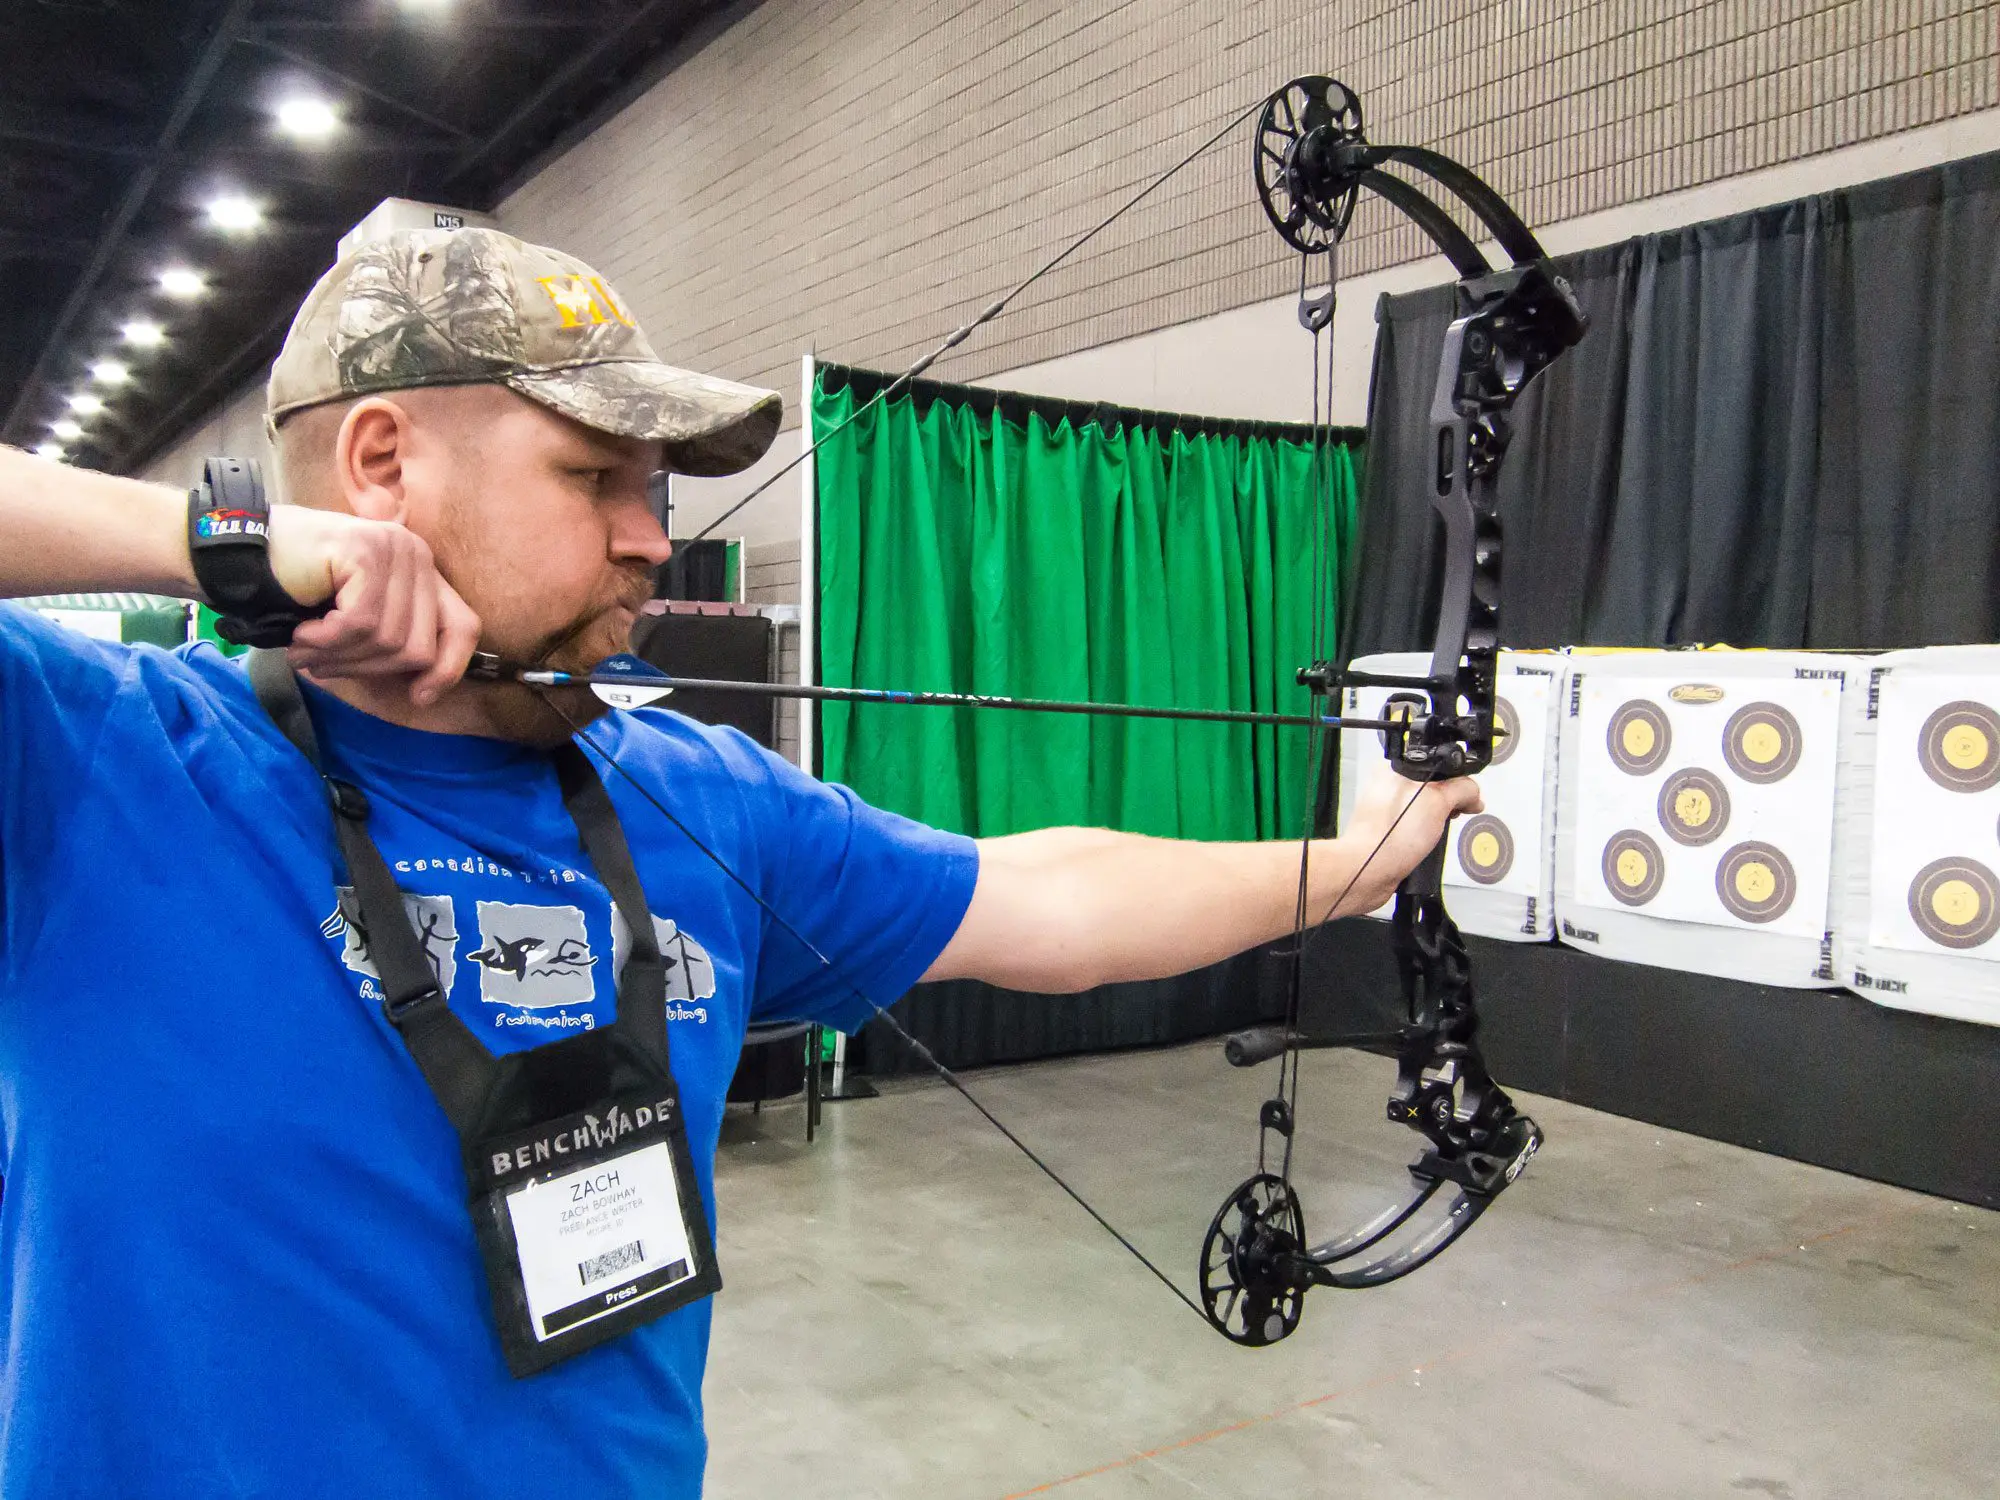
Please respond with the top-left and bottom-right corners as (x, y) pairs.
(922, 769), (1482, 992)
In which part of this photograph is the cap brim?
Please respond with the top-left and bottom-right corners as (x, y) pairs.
(506, 360), (783, 477)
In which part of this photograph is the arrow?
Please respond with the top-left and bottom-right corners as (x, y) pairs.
(465, 652), (1439, 733)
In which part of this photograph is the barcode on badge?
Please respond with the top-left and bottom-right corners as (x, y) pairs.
(578, 1240), (645, 1287)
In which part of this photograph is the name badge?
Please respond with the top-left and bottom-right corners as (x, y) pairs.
(471, 1090), (721, 1377)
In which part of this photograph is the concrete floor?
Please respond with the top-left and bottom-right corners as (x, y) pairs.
(703, 1040), (1998, 1500)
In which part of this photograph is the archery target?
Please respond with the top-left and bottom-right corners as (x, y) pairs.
(1457, 814), (1515, 884)
(1606, 700), (1671, 774)
(1657, 767), (1730, 846)
(1905, 856), (2000, 949)
(1915, 700), (2000, 792)
(1864, 671), (2000, 963)
(1568, 668), (1839, 939)
(1723, 702), (1804, 783)
(1714, 841), (1798, 924)
(1338, 651), (1562, 942)
(1601, 829), (1665, 905)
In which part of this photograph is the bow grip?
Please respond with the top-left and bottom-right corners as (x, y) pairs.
(1394, 833), (1448, 904)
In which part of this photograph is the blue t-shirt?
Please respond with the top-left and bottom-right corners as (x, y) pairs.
(0, 602), (977, 1499)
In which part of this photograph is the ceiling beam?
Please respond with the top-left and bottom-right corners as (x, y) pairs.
(242, 37), (474, 143)
(1, 0), (261, 446)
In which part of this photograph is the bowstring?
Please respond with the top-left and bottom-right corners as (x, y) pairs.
(536, 695), (1210, 1326)
(1273, 240), (1339, 1186)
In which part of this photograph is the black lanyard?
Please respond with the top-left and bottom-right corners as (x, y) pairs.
(249, 651), (721, 1375)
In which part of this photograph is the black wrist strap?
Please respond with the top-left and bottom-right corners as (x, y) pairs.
(188, 456), (329, 648)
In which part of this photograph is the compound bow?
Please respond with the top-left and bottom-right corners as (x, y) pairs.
(1190, 76), (1584, 1344)
(258, 73), (1586, 1348)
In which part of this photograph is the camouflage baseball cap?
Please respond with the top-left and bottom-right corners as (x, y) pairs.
(267, 227), (782, 476)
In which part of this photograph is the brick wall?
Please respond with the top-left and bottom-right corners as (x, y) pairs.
(499, 0), (1998, 405)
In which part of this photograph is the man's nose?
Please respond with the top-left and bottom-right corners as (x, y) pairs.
(610, 491), (674, 568)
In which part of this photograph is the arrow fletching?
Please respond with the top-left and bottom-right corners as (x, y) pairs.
(590, 653), (676, 710)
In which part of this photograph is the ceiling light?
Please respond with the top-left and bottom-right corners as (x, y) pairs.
(159, 267), (207, 300)
(275, 97), (341, 141)
(51, 419), (84, 441)
(67, 392), (107, 416)
(34, 442), (66, 462)
(89, 359), (132, 386)
(204, 194), (263, 233)
(121, 319), (167, 348)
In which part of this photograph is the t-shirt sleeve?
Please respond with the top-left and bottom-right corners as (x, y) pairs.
(0, 603), (134, 975)
(708, 728), (977, 1033)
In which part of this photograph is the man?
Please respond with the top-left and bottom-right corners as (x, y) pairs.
(0, 228), (1474, 1497)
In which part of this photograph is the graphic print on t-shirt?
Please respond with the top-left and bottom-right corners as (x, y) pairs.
(321, 889), (461, 996)
(468, 901), (599, 1009)
(612, 909), (718, 1018)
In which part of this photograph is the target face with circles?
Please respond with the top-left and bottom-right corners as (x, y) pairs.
(1607, 700), (1672, 775)
(1601, 830), (1665, 906)
(1714, 842), (1797, 923)
(1722, 702), (1803, 784)
(1905, 856), (2000, 950)
(1864, 672), (2000, 965)
(1657, 767), (1730, 847)
(1490, 696), (1521, 766)
(1572, 668), (1841, 941)
(1456, 815), (1515, 884)
(1917, 701), (2000, 792)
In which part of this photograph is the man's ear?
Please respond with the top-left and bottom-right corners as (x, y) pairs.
(335, 398), (414, 523)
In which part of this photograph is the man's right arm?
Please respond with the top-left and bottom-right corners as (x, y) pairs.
(0, 446), (479, 703)
(0, 445), (200, 599)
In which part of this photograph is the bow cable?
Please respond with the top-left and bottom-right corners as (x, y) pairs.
(684, 91), (1278, 548)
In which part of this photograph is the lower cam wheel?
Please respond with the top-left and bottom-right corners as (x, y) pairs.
(1199, 1173), (1308, 1346)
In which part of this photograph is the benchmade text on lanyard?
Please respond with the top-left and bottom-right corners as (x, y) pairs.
(249, 650), (721, 1378)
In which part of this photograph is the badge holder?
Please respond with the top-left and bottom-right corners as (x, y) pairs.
(250, 651), (720, 1377)
(472, 1084), (720, 1378)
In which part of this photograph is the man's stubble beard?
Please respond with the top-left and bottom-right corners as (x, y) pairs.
(465, 576), (654, 748)
(430, 477), (654, 747)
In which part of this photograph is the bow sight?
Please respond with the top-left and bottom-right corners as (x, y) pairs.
(1197, 77), (1585, 1347)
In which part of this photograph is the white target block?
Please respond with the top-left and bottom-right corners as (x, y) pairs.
(1839, 646), (2000, 1025)
(1554, 651), (1851, 987)
(1338, 650), (1564, 942)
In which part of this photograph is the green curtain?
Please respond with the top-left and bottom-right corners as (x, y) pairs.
(17, 593), (190, 648)
(813, 372), (1360, 842)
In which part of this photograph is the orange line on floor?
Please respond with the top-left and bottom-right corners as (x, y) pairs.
(996, 1199), (1936, 1498)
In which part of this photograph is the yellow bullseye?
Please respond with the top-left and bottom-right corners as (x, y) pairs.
(1941, 724), (1990, 771)
(1615, 849), (1650, 887)
(1621, 720), (1655, 756)
(1470, 830), (1501, 866)
(1930, 878), (1984, 927)
(1673, 788), (1712, 826)
(1734, 862), (1776, 903)
(1740, 722), (1783, 764)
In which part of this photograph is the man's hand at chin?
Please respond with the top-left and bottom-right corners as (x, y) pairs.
(269, 507), (483, 707)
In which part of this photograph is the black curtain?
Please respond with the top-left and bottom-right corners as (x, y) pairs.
(1350, 147), (2000, 655)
